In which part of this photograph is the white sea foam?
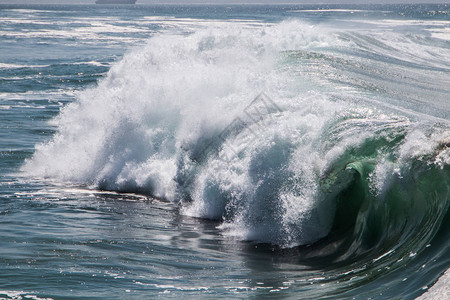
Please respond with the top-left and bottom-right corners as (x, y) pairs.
(71, 61), (110, 67)
(0, 63), (49, 69)
(417, 269), (450, 300)
(21, 20), (345, 246)
(0, 290), (54, 300)
(354, 19), (450, 27)
(427, 27), (450, 41)
(291, 9), (371, 13)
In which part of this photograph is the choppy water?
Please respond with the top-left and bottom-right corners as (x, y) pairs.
(0, 4), (449, 299)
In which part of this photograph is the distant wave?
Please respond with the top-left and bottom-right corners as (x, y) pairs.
(0, 63), (50, 69)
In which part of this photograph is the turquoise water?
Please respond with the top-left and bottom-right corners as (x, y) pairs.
(0, 4), (449, 299)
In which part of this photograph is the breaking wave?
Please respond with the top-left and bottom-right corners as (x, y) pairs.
(22, 20), (450, 259)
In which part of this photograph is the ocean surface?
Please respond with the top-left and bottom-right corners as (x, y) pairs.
(0, 3), (449, 299)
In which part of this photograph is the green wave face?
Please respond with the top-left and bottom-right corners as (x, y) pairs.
(237, 113), (445, 298)
(286, 114), (450, 297)
(316, 115), (449, 252)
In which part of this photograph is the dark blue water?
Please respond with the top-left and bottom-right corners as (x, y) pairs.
(1, 4), (449, 299)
